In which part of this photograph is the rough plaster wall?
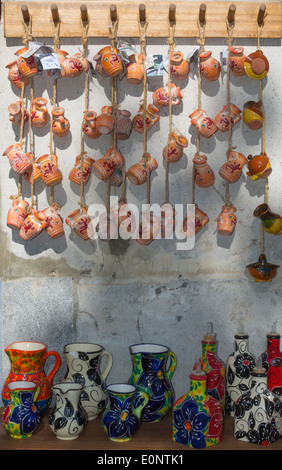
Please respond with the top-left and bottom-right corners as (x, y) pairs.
(0, 0), (282, 400)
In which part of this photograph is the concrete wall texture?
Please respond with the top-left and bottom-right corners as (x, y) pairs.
(1, 0), (282, 401)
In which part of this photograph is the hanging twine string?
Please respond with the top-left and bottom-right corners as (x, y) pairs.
(225, 18), (235, 208)
(27, 77), (35, 211)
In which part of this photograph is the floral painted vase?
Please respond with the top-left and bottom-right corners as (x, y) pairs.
(199, 51), (221, 81)
(261, 326), (282, 397)
(2, 341), (61, 413)
(173, 366), (223, 449)
(193, 155), (215, 188)
(128, 343), (177, 422)
(234, 358), (282, 445)
(49, 383), (88, 440)
(152, 83), (183, 108)
(225, 329), (256, 416)
(217, 204), (237, 236)
(7, 198), (29, 230)
(102, 384), (149, 442)
(2, 381), (41, 439)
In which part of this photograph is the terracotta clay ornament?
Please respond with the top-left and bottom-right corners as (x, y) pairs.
(253, 203), (282, 236)
(126, 54), (144, 84)
(247, 153), (272, 180)
(6, 60), (29, 89)
(243, 101), (263, 130)
(30, 97), (49, 128)
(51, 107), (70, 137)
(244, 50), (269, 80)
(217, 204), (237, 236)
(218, 151), (248, 184)
(132, 104), (160, 133)
(8, 101), (29, 126)
(229, 46), (246, 77)
(214, 104), (241, 132)
(170, 51), (189, 81)
(189, 109), (217, 138)
(246, 253), (279, 282)
(82, 111), (101, 139)
(162, 133), (188, 163)
(193, 155), (215, 188)
(199, 51), (221, 81)
(152, 84), (183, 108)
(92, 148), (124, 183)
(127, 153), (158, 185)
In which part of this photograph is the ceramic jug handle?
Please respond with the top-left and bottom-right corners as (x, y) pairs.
(133, 391), (149, 420)
(166, 351), (177, 381)
(100, 350), (113, 382)
(42, 351), (61, 386)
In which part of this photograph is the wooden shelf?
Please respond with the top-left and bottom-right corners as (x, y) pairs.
(1, 411), (281, 451)
(3, 1), (282, 39)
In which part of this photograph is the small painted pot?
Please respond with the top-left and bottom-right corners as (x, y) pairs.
(162, 133), (188, 163)
(218, 151), (248, 184)
(3, 144), (33, 175)
(8, 101), (29, 126)
(136, 211), (161, 246)
(100, 48), (123, 77)
(127, 153), (158, 185)
(247, 153), (272, 180)
(199, 51), (221, 81)
(61, 52), (89, 78)
(93, 47), (112, 77)
(23, 162), (42, 185)
(189, 109), (217, 138)
(37, 154), (63, 187)
(42, 206), (64, 239)
(92, 148), (124, 182)
(217, 204), (237, 236)
(127, 54), (144, 84)
(7, 198), (29, 230)
(246, 253), (279, 282)
(243, 101), (263, 130)
(51, 107), (70, 137)
(30, 97), (49, 128)
(181, 205), (209, 238)
(82, 111), (101, 139)
(69, 154), (95, 186)
(229, 46), (246, 77)
(66, 208), (94, 240)
(170, 51), (189, 81)
(253, 203), (282, 236)
(193, 155), (215, 187)
(244, 50), (269, 80)
(19, 209), (47, 241)
(152, 83), (183, 108)
(6, 60), (29, 89)
(214, 104), (241, 132)
(132, 104), (160, 134)
(115, 109), (132, 140)
(15, 47), (38, 79)
(95, 106), (115, 135)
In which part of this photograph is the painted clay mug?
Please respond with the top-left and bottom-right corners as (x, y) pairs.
(37, 154), (63, 187)
(7, 198), (29, 230)
(247, 153), (272, 180)
(2, 381), (41, 439)
(214, 104), (241, 132)
(170, 51), (189, 81)
(69, 154), (95, 186)
(3, 144), (33, 175)
(51, 107), (70, 137)
(229, 46), (246, 77)
(63, 342), (113, 420)
(181, 205), (209, 238)
(15, 47), (38, 79)
(253, 203), (282, 236)
(8, 101), (29, 126)
(193, 155), (215, 187)
(82, 111), (101, 139)
(162, 133), (188, 163)
(2, 341), (61, 413)
(100, 47), (123, 77)
(102, 384), (149, 442)
(243, 101), (263, 130)
(244, 50), (269, 80)
(132, 104), (160, 133)
(92, 148), (124, 182)
(152, 83), (183, 108)
(49, 383), (88, 440)
(189, 109), (217, 138)
(136, 211), (161, 246)
(127, 54), (144, 84)
(30, 97), (49, 128)
(218, 151), (248, 183)
(127, 153), (158, 185)
(115, 109), (132, 140)
(61, 52), (89, 78)
(19, 209), (47, 241)
(199, 51), (221, 81)
(95, 106), (115, 135)
(128, 343), (177, 422)
(66, 207), (94, 240)
(42, 206), (64, 239)
(6, 60), (29, 89)
(217, 204), (237, 236)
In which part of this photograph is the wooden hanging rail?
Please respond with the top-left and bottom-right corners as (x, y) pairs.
(3, 1), (282, 39)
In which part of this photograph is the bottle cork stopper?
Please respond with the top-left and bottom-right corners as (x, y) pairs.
(252, 355), (266, 375)
(203, 322), (216, 341)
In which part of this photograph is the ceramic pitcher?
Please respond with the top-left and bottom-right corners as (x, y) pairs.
(82, 111), (101, 139)
(193, 155), (215, 187)
(217, 204), (237, 236)
(42, 206), (64, 239)
(66, 207), (95, 240)
(128, 343), (177, 422)
(49, 383), (88, 440)
(95, 106), (115, 135)
(126, 54), (144, 84)
(253, 203), (282, 236)
(8, 100), (29, 126)
(214, 104), (241, 132)
(152, 83), (183, 108)
(115, 109), (133, 140)
(136, 211), (161, 246)
(199, 51), (221, 81)
(16, 47), (38, 79)
(189, 109), (217, 138)
(243, 101), (263, 130)
(19, 209), (47, 241)
(6, 60), (29, 89)
(30, 97), (49, 128)
(3, 144), (33, 175)
(100, 47), (123, 77)
(132, 104), (160, 133)
(181, 205), (209, 238)
(37, 154), (63, 187)
(51, 107), (70, 137)
(162, 133), (188, 163)
(69, 154), (95, 186)
(63, 343), (113, 420)
(92, 148), (124, 182)
(229, 46), (246, 76)
(218, 151), (248, 184)
(2, 381), (41, 439)
(170, 51), (189, 81)
(7, 198), (29, 230)
(102, 384), (149, 442)
(127, 153), (158, 185)
(61, 52), (89, 78)
(2, 341), (61, 413)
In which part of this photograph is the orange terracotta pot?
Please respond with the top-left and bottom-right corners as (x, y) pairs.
(132, 104), (160, 134)
(19, 209), (47, 241)
(100, 48), (123, 77)
(66, 208), (94, 240)
(127, 54), (144, 84)
(51, 107), (70, 137)
(82, 111), (101, 139)
(42, 206), (64, 239)
(193, 155), (215, 187)
(152, 83), (183, 108)
(7, 198), (29, 230)
(217, 204), (237, 236)
(69, 154), (95, 186)
(127, 153), (158, 185)
(92, 148), (124, 182)
(181, 206), (209, 238)
(37, 154), (63, 187)
(136, 211), (161, 246)
(6, 60), (29, 89)
(170, 51), (189, 81)
(247, 153), (272, 181)
(3, 144), (33, 175)
(189, 109), (217, 138)
(199, 51), (221, 81)
(229, 46), (246, 77)
(16, 47), (38, 79)
(96, 106), (115, 135)
(163, 133), (188, 163)
(218, 151), (248, 184)
(8, 101), (29, 126)
(214, 104), (241, 132)
(30, 97), (49, 128)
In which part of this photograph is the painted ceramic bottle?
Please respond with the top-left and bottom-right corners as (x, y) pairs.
(225, 326), (256, 416)
(16, 47), (38, 79)
(170, 51), (189, 81)
(261, 323), (282, 397)
(3, 143), (32, 175)
(82, 110), (101, 139)
(217, 204), (237, 236)
(30, 97), (49, 128)
(136, 211), (161, 246)
(128, 343), (177, 422)
(162, 133), (188, 163)
(234, 356), (282, 445)
(214, 104), (241, 132)
(229, 46), (246, 77)
(6, 60), (29, 89)
(92, 148), (124, 183)
(2, 381), (41, 439)
(66, 207), (94, 241)
(49, 383), (88, 440)
(218, 151), (248, 184)
(7, 198), (29, 230)
(51, 107), (70, 137)
(2, 341), (61, 413)
(173, 363), (223, 449)
(193, 155), (215, 188)
(102, 384), (149, 442)
(126, 54), (144, 84)
(246, 253), (279, 283)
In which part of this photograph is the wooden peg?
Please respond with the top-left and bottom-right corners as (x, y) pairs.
(139, 4), (146, 24)
(110, 4), (117, 23)
(80, 4), (88, 23)
(21, 5), (30, 24)
(51, 4), (59, 24)
(199, 3), (206, 25)
(257, 3), (266, 26)
(169, 3), (176, 25)
(227, 4), (236, 26)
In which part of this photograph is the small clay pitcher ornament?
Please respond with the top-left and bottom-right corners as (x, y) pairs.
(253, 203), (282, 236)
(95, 106), (115, 135)
(218, 151), (248, 184)
(8, 101), (29, 126)
(2, 381), (41, 439)
(214, 104), (241, 132)
(199, 51), (221, 81)
(247, 153), (272, 180)
(193, 155), (215, 188)
(217, 204), (237, 236)
(189, 109), (217, 138)
(69, 154), (95, 186)
(152, 83), (183, 108)
(246, 253), (279, 282)
(170, 51), (189, 81)
(127, 153), (158, 185)
(229, 46), (246, 76)
(66, 207), (94, 240)
(132, 104), (160, 133)
(243, 101), (263, 130)
(100, 47), (124, 77)
(3, 144), (33, 175)
(136, 211), (161, 246)
(162, 133), (188, 163)
(42, 206), (64, 239)
(30, 97), (49, 128)
(2, 341), (61, 412)
(7, 198), (29, 230)
(92, 148), (124, 182)
(49, 383), (88, 440)
(61, 52), (89, 78)
(115, 109), (132, 140)
(15, 47), (38, 79)
(6, 60), (29, 89)
(37, 154), (63, 187)
(23, 161), (42, 185)
(93, 47), (111, 77)
(244, 50), (269, 80)
(126, 54), (144, 84)
(51, 107), (70, 137)
(181, 205), (209, 238)
(82, 111), (101, 139)
(19, 209), (47, 241)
